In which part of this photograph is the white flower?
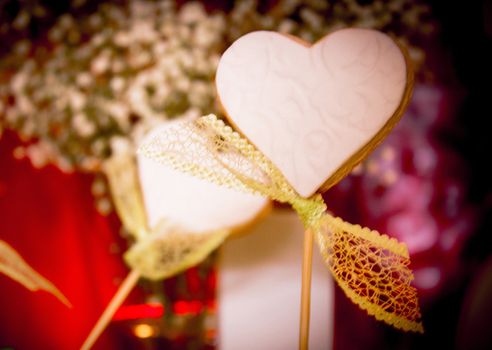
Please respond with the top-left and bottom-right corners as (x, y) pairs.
(96, 198), (112, 215)
(179, 2), (206, 25)
(209, 14), (226, 32)
(80, 156), (100, 172)
(110, 77), (126, 93)
(165, 61), (182, 79)
(88, 13), (103, 29)
(56, 156), (74, 174)
(231, 0), (256, 21)
(174, 76), (190, 91)
(300, 8), (323, 30)
(177, 25), (192, 42)
(110, 136), (132, 156)
(91, 53), (111, 75)
(194, 22), (219, 48)
(130, 0), (156, 19)
(91, 178), (107, 196)
(13, 146), (26, 159)
(129, 21), (159, 44)
(11, 71), (28, 94)
(278, 19), (297, 34)
(192, 52), (214, 75)
(127, 71), (167, 121)
(159, 22), (176, 37)
(17, 95), (34, 115)
(75, 72), (93, 87)
(69, 90), (87, 111)
(91, 33), (106, 47)
(72, 113), (96, 137)
(153, 42), (169, 56)
(91, 138), (107, 157)
(114, 31), (132, 47)
(25, 143), (52, 168)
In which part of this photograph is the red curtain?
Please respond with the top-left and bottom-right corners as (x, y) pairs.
(0, 130), (132, 349)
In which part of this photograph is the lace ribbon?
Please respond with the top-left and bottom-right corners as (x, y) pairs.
(103, 152), (228, 281)
(139, 114), (424, 333)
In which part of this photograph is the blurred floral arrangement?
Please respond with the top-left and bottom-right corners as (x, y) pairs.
(0, 0), (431, 214)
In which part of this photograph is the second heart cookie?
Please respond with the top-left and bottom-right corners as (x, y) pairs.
(216, 29), (412, 197)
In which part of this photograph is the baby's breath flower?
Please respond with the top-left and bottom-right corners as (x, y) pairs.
(110, 77), (126, 94)
(91, 52), (111, 75)
(72, 113), (95, 137)
(0, 0), (432, 215)
(179, 2), (206, 25)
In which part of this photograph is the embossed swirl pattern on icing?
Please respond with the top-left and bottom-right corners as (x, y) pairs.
(216, 29), (407, 197)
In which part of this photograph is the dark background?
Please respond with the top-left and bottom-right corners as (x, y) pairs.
(334, 1), (492, 349)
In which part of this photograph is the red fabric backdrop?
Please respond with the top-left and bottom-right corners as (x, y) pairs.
(0, 130), (132, 349)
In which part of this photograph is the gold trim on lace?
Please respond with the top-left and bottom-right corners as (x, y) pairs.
(314, 215), (423, 333)
(139, 114), (424, 333)
(124, 221), (228, 281)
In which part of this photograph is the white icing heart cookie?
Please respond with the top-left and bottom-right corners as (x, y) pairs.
(138, 121), (270, 233)
(216, 29), (412, 198)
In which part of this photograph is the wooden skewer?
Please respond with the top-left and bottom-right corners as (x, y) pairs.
(81, 269), (140, 350)
(299, 228), (314, 350)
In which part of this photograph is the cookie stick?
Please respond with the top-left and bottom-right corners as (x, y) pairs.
(216, 29), (412, 349)
(81, 270), (140, 350)
(299, 228), (314, 350)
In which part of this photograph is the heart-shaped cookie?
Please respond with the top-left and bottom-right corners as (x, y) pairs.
(216, 29), (412, 197)
(138, 121), (270, 233)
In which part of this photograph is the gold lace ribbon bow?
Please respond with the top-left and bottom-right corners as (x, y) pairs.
(103, 153), (229, 281)
(139, 114), (424, 333)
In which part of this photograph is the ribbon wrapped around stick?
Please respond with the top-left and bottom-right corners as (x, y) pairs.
(82, 149), (232, 350)
(103, 151), (229, 281)
(139, 114), (424, 333)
